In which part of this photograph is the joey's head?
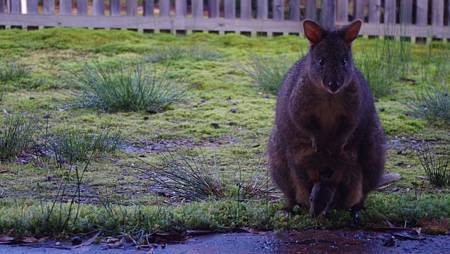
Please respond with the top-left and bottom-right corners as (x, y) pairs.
(303, 19), (362, 94)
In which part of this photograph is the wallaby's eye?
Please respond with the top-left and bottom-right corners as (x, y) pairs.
(318, 59), (325, 66)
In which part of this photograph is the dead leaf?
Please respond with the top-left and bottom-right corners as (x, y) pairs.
(72, 231), (101, 249)
(20, 236), (38, 243)
(0, 235), (14, 244)
(107, 237), (124, 248)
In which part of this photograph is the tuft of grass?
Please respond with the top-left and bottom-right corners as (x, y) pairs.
(146, 46), (222, 63)
(415, 143), (449, 187)
(244, 55), (295, 94)
(0, 114), (35, 161)
(356, 39), (411, 98)
(75, 62), (186, 113)
(145, 152), (225, 201)
(411, 84), (450, 125)
(141, 151), (274, 202)
(47, 127), (121, 165)
(0, 60), (31, 83)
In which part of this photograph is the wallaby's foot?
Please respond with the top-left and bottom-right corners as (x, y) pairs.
(350, 210), (361, 224)
(350, 203), (365, 225)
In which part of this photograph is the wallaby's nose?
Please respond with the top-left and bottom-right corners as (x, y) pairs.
(328, 81), (339, 92)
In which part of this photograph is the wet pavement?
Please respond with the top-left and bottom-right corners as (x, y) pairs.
(0, 230), (448, 254)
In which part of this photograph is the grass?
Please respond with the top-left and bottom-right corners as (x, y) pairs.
(244, 55), (296, 94)
(47, 127), (121, 165)
(0, 28), (448, 239)
(146, 45), (222, 63)
(416, 143), (449, 188)
(0, 114), (36, 161)
(0, 193), (448, 237)
(74, 61), (187, 113)
(411, 83), (450, 125)
(0, 60), (31, 83)
(356, 39), (411, 98)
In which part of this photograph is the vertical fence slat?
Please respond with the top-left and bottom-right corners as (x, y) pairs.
(354, 0), (365, 20)
(224, 0), (235, 19)
(0, 0), (4, 13)
(43, 0), (55, 15)
(368, 0), (380, 23)
(176, 0), (187, 17)
(60, 0), (72, 15)
(11, 1), (21, 14)
(127, 0), (137, 16)
(384, 0), (396, 24)
(321, 0), (336, 29)
(93, 0), (105, 16)
(416, 0), (428, 26)
(160, 0), (170, 17)
(432, 0), (444, 26)
(240, 0), (251, 19)
(305, 0), (316, 21)
(110, 0), (121, 16)
(336, 0), (348, 23)
(289, 0), (300, 21)
(27, 0), (38, 14)
(208, 0), (219, 18)
(192, 0), (204, 18)
(273, 0), (284, 20)
(77, 0), (88, 16)
(257, 0), (268, 19)
(400, 0), (412, 24)
(144, 0), (154, 16)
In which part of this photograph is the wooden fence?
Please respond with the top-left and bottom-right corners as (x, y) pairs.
(0, 1), (449, 41)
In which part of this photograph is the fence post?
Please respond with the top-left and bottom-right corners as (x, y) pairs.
(192, 0), (204, 18)
(400, 0), (412, 24)
(321, 0), (335, 30)
(159, 0), (170, 17)
(416, 0), (428, 26)
(144, 0), (154, 16)
(10, 0), (21, 14)
(289, 0), (300, 21)
(60, 0), (72, 15)
(273, 0), (284, 20)
(384, 0), (396, 24)
(27, 0), (38, 14)
(127, 0), (137, 16)
(240, 0), (251, 19)
(224, 0), (235, 19)
(432, 0), (444, 27)
(77, 0), (88, 16)
(92, 0), (105, 16)
(368, 0), (380, 24)
(257, 0), (268, 20)
(176, 0), (187, 17)
(336, 0), (348, 23)
(208, 0), (219, 18)
(110, 0), (120, 16)
(354, 0), (365, 20)
(305, 0), (316, 21)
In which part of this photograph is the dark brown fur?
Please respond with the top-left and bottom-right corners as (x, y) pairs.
(268, 20), (386, 215)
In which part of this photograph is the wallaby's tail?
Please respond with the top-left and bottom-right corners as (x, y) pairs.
(377, 173), (401, 189)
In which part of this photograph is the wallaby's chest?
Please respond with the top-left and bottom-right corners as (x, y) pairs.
(312, 96), (346, 132)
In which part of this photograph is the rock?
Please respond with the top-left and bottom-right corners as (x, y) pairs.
(71, 236), (82, 245)
(230, 108), (238, 113)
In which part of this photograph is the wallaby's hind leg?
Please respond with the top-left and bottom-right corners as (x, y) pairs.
(268, 134), (297, 211)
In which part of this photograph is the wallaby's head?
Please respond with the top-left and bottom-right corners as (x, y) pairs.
(303, 19), (362, 94)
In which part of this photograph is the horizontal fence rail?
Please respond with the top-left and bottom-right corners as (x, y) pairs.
(0, 0), (449, 40)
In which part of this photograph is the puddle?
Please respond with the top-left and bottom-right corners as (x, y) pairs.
(0, 230), (448, 254)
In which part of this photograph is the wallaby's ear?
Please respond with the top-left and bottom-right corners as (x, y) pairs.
(342, 19), (362, 44)
(303, 20), (325, 45)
